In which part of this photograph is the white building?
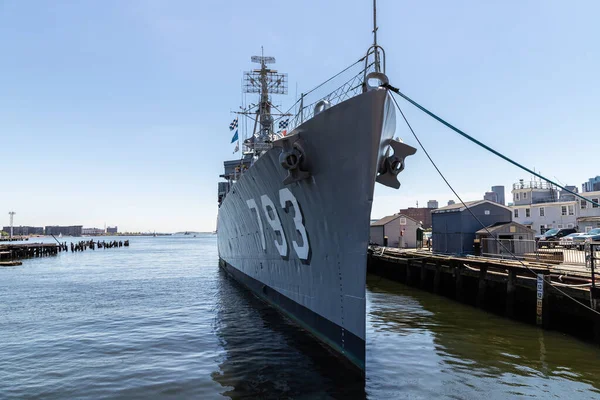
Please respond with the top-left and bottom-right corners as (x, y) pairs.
(82, 227), (105, 236)
(370, 214), (423, 248)
(509, 190), (600, 234)
(511, 201), (576, 234)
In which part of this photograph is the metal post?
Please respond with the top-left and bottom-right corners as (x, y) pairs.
(592, 243), (596, 292)
(299, 93), (304, 124)
(372, 0), (380, 72)
(8, 211), (15, 238)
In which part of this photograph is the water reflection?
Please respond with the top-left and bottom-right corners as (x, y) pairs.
(366, 275), (600, 398)
(212, 269), (365, 399)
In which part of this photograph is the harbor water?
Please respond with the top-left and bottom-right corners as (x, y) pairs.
(1, 234), (600, 399)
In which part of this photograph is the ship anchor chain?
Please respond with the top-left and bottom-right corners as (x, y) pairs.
(273, 134), (311, 185)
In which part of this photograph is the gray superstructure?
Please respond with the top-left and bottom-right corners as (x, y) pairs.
(217, 11), (415, 371)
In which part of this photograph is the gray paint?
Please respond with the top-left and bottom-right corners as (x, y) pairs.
(217, 88), (403, 368)
(432, 201), (512, 255)
(476, 222), (535, 255)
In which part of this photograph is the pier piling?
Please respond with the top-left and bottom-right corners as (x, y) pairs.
(368, 246), (600, 347)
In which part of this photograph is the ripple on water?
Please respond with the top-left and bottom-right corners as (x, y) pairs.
(1, 236), (600, 399)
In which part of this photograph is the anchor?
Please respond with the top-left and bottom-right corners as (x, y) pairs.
(376, 138), (417, 189)
(273, 134), (311, 185)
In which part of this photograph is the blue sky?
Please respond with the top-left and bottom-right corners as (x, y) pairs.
(1, 1), (598, 232)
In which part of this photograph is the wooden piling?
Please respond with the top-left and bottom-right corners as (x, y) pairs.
(406, 259), (412, 285)
(477, 266), (488, 308)
(368, 246), (600, 347)
(420, 260), (427, 289)
(506, 269), (517, 318)
(454, 263), (464, 302)
(433, 261), (442, 294)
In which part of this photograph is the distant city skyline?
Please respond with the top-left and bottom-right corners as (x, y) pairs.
(1, 1), (599, 231)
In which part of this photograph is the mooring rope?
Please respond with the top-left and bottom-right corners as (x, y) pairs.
(383, 83), (600, 209)
(386, 90), (600, 317)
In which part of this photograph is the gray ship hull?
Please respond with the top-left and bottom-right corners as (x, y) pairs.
(217, 88), (396, 371)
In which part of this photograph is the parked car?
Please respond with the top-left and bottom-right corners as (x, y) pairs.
(573, 228), (600, 250)
(537, 228), (578, 248)
(559, 232), (586, 249)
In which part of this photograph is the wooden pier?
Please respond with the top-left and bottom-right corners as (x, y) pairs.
(368, 246), (600, 345)
(0, 236), (29, 242)
(0, 243), (59, 263)
(0, 239), (130, 265)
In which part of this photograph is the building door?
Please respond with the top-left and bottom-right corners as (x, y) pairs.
(498, 234), (515, 255)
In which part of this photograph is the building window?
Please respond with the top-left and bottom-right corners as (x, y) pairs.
(399, 217), (407, 225)
(514, 209), (519, 218)
(523, 192), (528, 199)
(515, 193), (520, 201)
(568, 205), (574, 215)
(540, 224), (547, 234)
(539, 207), (545, 217)
(526, 208), (531, 217)
(593, 198), (599, 208)
(567, 223), (574, 228)
(581, 199), (587, 209)
(558, 224), (564, 229)
(561, 206), (567, 216)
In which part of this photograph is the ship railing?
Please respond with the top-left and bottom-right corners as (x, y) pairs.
(273, 59), (376, 134)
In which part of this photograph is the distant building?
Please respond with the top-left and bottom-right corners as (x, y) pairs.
(370, 214), (422, 248)
(106, 226), (118, 234)
(427, 200), (439, 209)
(510, 200), (576, 234)
(45, 225), (83, 236)
(82, 227), (105, 236)
(431, 200), (512, 255)
(582, 177), (600, 193)
(509, 189), (600, 234)
(511, 179), (558, 206)
(484, 191), (498, 203)
(1, 226), (43, 236)
(559, 185), (579, 202)
(491, 186), (505, 205)
(399, 207), (433, 229)
(447, 200), (455, 206)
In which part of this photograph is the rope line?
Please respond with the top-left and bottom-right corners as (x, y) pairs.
(387, 92), (600, 317)
(383, 84), (600, 209)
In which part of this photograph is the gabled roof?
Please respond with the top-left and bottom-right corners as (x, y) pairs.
(475, 221), (535, 235)
(371, 214), (400, 226)
(371, 213), (420, 226)
(432, 199), (511, 213)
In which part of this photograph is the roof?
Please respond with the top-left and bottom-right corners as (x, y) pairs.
(475, 221), (535, 235)
(577, 216), (600, 222)
(371, 213), (420, 227)
(371, 214), (400, 226)
(432, 200), (511, 213)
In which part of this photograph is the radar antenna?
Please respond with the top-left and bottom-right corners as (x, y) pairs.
(241, 49), (288, 155)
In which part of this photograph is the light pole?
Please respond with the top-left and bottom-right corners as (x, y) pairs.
(8, 211), (16, 238)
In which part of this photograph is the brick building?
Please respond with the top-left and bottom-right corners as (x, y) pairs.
(399, 207), (435, 229)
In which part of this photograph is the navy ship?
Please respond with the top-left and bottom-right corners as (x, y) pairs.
(217, 3), (415, 372)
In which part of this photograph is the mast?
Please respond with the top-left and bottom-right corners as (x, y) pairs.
(240, 51), (288, 156)
(373, 0), (380, 73)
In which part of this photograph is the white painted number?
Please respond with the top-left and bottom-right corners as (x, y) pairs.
(279, 188), (309, 261)
(246, 199), (266, 251)
(247, 191), (311, 261)
(260, 195), (288, 257)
